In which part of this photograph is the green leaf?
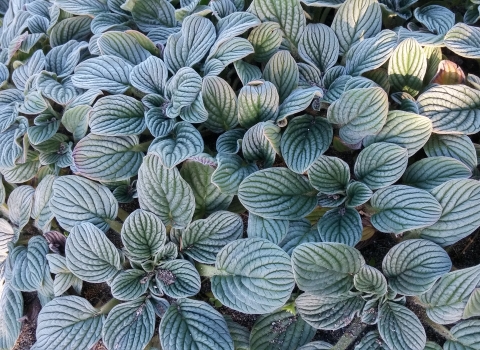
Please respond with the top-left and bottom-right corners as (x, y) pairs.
(11, 236), (48, 292)
(354, 265), (387, 296)
(0, 219), (14, 254)
(50, 175), (118, 232)
(388, 38), (426, 96)
(212, 237), (295, 314)
(72, 134), (143, 182)
(126, 0), (176, 32)
(242, 121), (280, 168)
(216, 129), (245, 154)
(345, 181), (372, 207)
(98, 31), (151, 65)
(53, 0), (109, 15)
(402, 157), (472, 191)
(277, 87), (323, 122)
(202, 76), (239, 133)
(47, 254), (82, 296)
(8, 185), (35, 231)
(354, 331), (388, 350)
(298, 341), (333, 350)
(238, 80), (279, 128)
(463, 288), (480, 319)
(317, 208), (362, 246)
(0, 283), (23, 349)
(363, 111), (432, 156)
(65, 222), (121, 283)
(354, 142), (408, 190)
(444, 320), (480, 350)
(370, 185), (442, 234)
(414, 5), (454, 35)
(130, 56), (168, 95)
(91, 13), (131, 34)
(299, 23), (339, 72)
(50, 16), (92, 47)
(121, 209), (167, 261)
(31, 174), (56, 232)
(103, 296), (155, 350)
(3, 151), (40, 185)
(263, 51), (299, 103)
(248, 22), (282, 62)
(44, 40), (87, 79)
(332, 0), (381, 55)
(424, 134), (477, 170)
(224, 316), (249, 350)
(212, 153), (258, 195)
(292, 242), (364, 295)
(281, 115), (333, 174)
(424, 341), (443, 350)
(247, 213), (289, 245)
(238, 168), (317, 220)
(383, 239), (451, 295)
(181, 211), (243, 264)
(327, 87), (388, 145)
(279, 219), (321, 255)
(12, 50), (46, 90)
(420, 179), (480, 247)
(156, 260), (201, 298)
(208, 37), (254, 67)
(377, 302), (426, 350)
(137, 154), (194, 228)
(250, 310), (316, 350)
(160, 298), (234, 350)
(111, 269), (149, 301)
(36, 73), (81, 106)
(445, 23), (480, 59)
(308, 156), (350, 195)
(33, 296), (103, 350)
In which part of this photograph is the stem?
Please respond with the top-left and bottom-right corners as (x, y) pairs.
(196, 263), (224, 277)
(132, 139), (153, 153)
(105, 219), (123, 234)
(98, 298), (121, 315)
(117, 207), (130, 222)
(332, 318), (368, 350)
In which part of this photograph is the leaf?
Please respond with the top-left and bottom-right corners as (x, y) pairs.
(211, 153), (258, 195)
(298, 341), (333, 350)
(0, 284), (23, 349)
(31, 174), (56, 232)
(12, 50), (45, 90)
(181, 211), (242, 264)
(238, 80), (279, 128)
(234, 60), (263, 85)
(216, 129), (245, 154)
(299, 23), (339, 72)
(0, 104), (18, 134)
(0, 219), (14, 253)
(388, 38), (426, 96)
(317, 208), (362, 246)
(445, 23), (480, 59)
(377, 302), (426, 350)
(444, 320), (480, 350)
(238, 168), (317, 220)
(110, 269), (149, 301)
(417, 85), (480, 134)
(248, 22), (282, 62)
(53, 0), (109, 15)
(208, 37), (254, 67)
(402, 157), (472, 191)
(279, 219), (321, 255)
(431, 60), (466, 85)
(263, 51), (299, 103)
(354, 142), (409, 190)
(370, 185), (442, 234)
(463, 288), (480, 319)
(242, 121), (280, 168)
(414, 5), (454, 35)
(103, 297), (155, 350)
(72, 55), (132, 94)
(224, 316), (249, 350)
(383, 239), (451, 296)
(97, 31), (151, 66)
(212, 237), (295, 314)
(308, 156), (350, 195)
(127, 0), (176, 32)
(8, 185), (35, 231)
(281, 115), (333, 174)
(0, 122), (26, 169)
(65, 222), (121, 283)
(156, 260), (201, 298)
(61, 105), (90, 142)
(91, 13), (131, 34)
(354, 265), (387, 296)
(130, 56), (168, 95)
(296, 292), (365, 330)
(202, 76), (238, 133)
(354, 331), (388, 350)
(160, 298), (233, 350)
(50, 175), (118, 232)
(33, 296), (103, 350)
(362, 111), (432, 156)
(250, 310), (316, 350)
(327, 87), (388, 145)
(424, 134), (477, 170)
(137, 154), (194, 228)
(292, 242), (364, 295)
(331, 0), (381, 55)
(345, 181), (372, 207)
(247, 213), (289, 244)
(420, 179), (480, 247)
(121, 209), (167, 261)
(277, 87), (323, 122)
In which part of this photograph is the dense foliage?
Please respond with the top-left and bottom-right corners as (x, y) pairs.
(1, 0), (480, 349)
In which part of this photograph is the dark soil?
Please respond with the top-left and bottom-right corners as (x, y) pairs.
(12, 293), (40, 350)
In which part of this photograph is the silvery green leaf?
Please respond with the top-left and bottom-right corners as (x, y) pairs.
(211, 153), (258, 195)
(202, 76), (238, 133)
(247, 213), (288, 244)
(355, 331), (388, 349)
(345, 181), (372, 207)
(97, 31), (151, 66)
(323, 66), (346, 88)
(50, 175), (118, 232)
(0, 284), (22, 349)
(417, 85), (480, 134)
(27, 113), (61, 145)
(444, 320), (480, 350)
(181, 211), (242, 264)
(12, 49), (45, 90)
(214, 11), (260, 49)
(160, 298), (233, 350)
(91, 13), (131, 34)
(19, 91), (49, 115)
(149, 122), (203, 169)
(424, 341), (442, 350)
(210, 0), (236, 17)
(308, 156), (349, 195)
(370, 185), (442, 234)
(420, 179), (480, 246)
(27, 14), (49, 33)
(233, 60), (262, 86)
(0, 219), (14, 253)
(296, 292), (364, 330)
(0, 122), (26, 169)
(279, 219), (321, 255)
(72, 55), (132, 94)
(0, 89), (24, 108)
(53, 0), (108, 15)
(88, 34), (101, 55)
(10, 236), (48, 291)
(239, 167), (317, 220)
(164, 15), (215, 73)
(0, 104), (19, 134)
(292, 242), (364, 295)
(61, 105), (90, 142)
(317, 208), (362, 246)
(137, 154), (194, 228)
(203, 59), (224, 77)
(121, 209), (166, 261)
(2, 151), (40, 184)
(331, 0), (381, 55)
(33, 296), (103, 350)
(299, 23), (339, 72)
(396, 27), (445, 47)
(388, 38), (426, 96)
(277, 87), (323, 122)
(67, 89), (104, 109)
(298, 63), (322, 89)
(343, 77), (379, 91)
(281, 115), (332, 174)
(111, 269), (149, 301)
(49, 16), (92, 47)
(33, 134), (74, 168)
(224, 316), (249, 350)
(216, 128), (245, 154)
(8, 185), (35, 231)
(37, 72), (81, 106)
(156, 259), (200, 298)
(323, 75), (352, 103)
(89, 95), (145, 136)
(209, 37), (254, 67)
(414, 5), (455, 35)
(383, 239), (451, 296)
(468, 73), (480, 89)
(250, 0), (305, 54)
(363, 111), (432, 156)
(463, 288), (480, 319)
(248, 22), (282, 62)
(298, 341), (333, 350)
(424, 134), (477, 170)
(130, 56), (168, 95)
(238, 80), (279, 128)
(402, 157), (472, 191)
(464, 4), (480, 25)
(212, 237), (295, 314)
(147, 26), (181, 46)
(125, 0), (176, 32)
(242, 121), (280, 168)
(423, 46), (443, 85)
(31, 174), (55, 232)
(354, 265), (387, 295)
(250, 310), (315, 350)
(45, 40), (87, 78)
(354, 142), (408, 190)
(378, 302), (426, 350)
(327, 87), (388, 145)
(103, 296), (155, 350)
(263, 51), (299, 103)
(46, 254), (80, 295)
(145, 108), (175, 138)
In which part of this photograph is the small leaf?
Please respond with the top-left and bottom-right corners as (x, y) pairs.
(248, 22), (282, 62)
(111, 269), (149, 301)
(156, 260), (201, 298)
(127, 0), (176, 32)
(263, 51), (299, 103)
(238, 80), (279, 128)
(354, 265), (388, 296)
(202, 76), (239, 133)
(317, 208), (362, 246)
(445, 23), (480, 59)
(308, 156), (350, 195)
(299, 23), (339, 72)
(130, 56), (168, 95)
(211, 153), (258, 195)
(216, 129), (245, 154)
(247, 213), (289, 245)
(98, 31), (151, 65)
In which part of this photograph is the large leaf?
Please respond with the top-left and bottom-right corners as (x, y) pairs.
(126, 0), (176, 32)
(211, 237), (295, 314)
(97, 31), (151, 65)
(424, 134), (477, 170)
(263, 50), (299, 103)
(307, 156), (350, 195)
(242, 121), (280, 168)
(248, 22), (282, 62)
(129, 56), (168, 95)
(237, 80), (279, 128)
(299, 23), (339, 72)
(238, 168), (317, 220)
(317, 208), (362, 246)
(247, 214), (289, 244)
(445, 23), (480, 59)
(202, 76), (238, 133)
(370, 185), (442, 234)
(211, 153), (258, 195)
(444, 320), (480, 350)
(53, 0), (109, 15)
(50, 16), (92, 47)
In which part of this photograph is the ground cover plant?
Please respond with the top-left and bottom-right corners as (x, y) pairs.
(0, 0), (480, 349)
